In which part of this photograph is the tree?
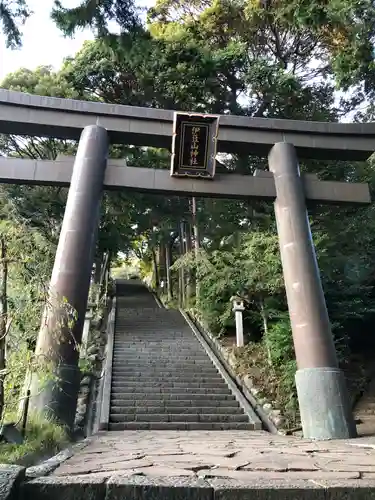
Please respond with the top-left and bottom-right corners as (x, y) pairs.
(52, 0), (141, 37)
(0, 0), (30, 48)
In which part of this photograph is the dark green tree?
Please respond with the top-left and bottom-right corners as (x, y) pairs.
(0, 0), (30, 48)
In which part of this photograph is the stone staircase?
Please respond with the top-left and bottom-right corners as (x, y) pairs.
(109, 280), (259, 430)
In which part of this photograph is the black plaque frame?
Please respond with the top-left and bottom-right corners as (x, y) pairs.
(170, 112), (219, 179)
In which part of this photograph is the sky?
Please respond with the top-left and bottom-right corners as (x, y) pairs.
(0, 0), (152, 82)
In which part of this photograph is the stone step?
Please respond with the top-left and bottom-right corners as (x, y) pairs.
(115, 328), (195, 332)
(110, 376), (223, 383)
(111, 365), (216, 372)
(115, 342), (197, 345)
(111, 381), (228, 389)
(108, 422), (256, 430)
(109, 413), (249, 423)
(114, 339), (196, 342)
(112, 364), (217, 370)
(114, 334), (198, 337)
(111, 360), (215, 366)
(113, 344), (205, 348)
(112, 353), (210, 359)
(110, 386), (232, 395)
(110, 393), (236, 401)
(113, 347), (206, 352)
(115, 332), (196, 335)
(110, 398), (238, 407)
(112, 358), (213, 363)
(112, 346), (205, 351)
(109, 405), (242, 414)
(114, 341), (207, 350)
(114, 338), (201, 342)
(115, 318), (186, 322)
(115, 320), (186, 323)
(112, 365), (216, 371)
(112, 373), (220, 379)
(112, 366), (219, 375)
(116, 324), (189, 327)
(112, 367), (218, 373)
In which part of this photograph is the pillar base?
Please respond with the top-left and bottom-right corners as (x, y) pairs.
(29, 363), (81, 430)
(295, 367), (357, 440)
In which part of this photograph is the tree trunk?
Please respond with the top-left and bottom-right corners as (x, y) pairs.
(99, 252), (110, 303)
(179, 222), (185, 307)
(185, 222), (193, 304)
(165, 243), (172, 300)
(191, 197), (201, 304)
(0, 238), (8, 421)
(159, 244), (166, 289)
(94, 252), (110, 306)
(151, 247), (159, 289)
(259, 298), (273, 367)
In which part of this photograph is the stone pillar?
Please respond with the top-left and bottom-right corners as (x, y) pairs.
(231, 297), (245, 347)
(268, 142), (356, 440)
(81, 309), (94, 354)
(30, 125), (108, 429)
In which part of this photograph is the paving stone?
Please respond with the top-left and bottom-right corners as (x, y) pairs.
(318, 460), (374, 473)
(156, 455), (250, 470)
(241, 457), (320, 472)
(361, 473), (375, 480)
(209, 477), (325, 500)
(106, 475), (212, 500)
(144, 450), (186, 456)
(180, 446), (241, 458)
(198, 468), (361, 481)
(312, 452), (375, 463)
(68, 453), (146, 467)
(0, 465), (25, 500)
(22, 474), (106, 500)
(55, 459), (154, 476)
(138, 466), (196, 477)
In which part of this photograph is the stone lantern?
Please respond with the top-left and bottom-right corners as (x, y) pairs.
(231, 295), (245, 347)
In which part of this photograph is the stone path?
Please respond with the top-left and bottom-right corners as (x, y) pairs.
(49, 430), (375, 486)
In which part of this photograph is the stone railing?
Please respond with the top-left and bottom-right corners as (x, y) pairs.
(74, 293), (115, 436)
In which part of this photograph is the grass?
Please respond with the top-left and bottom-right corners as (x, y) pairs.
(0, 413), (69, 465)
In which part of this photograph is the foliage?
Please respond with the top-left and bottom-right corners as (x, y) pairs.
(0, 413), (68, 464)
(172, 230), (283, 333)
(52, 0), (141, 37)
(0, 0), (30, 48)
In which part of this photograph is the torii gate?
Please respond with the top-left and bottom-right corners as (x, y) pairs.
(0, 89), (372, 440)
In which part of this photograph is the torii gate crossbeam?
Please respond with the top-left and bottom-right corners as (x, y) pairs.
(1, 89), (375, 159)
